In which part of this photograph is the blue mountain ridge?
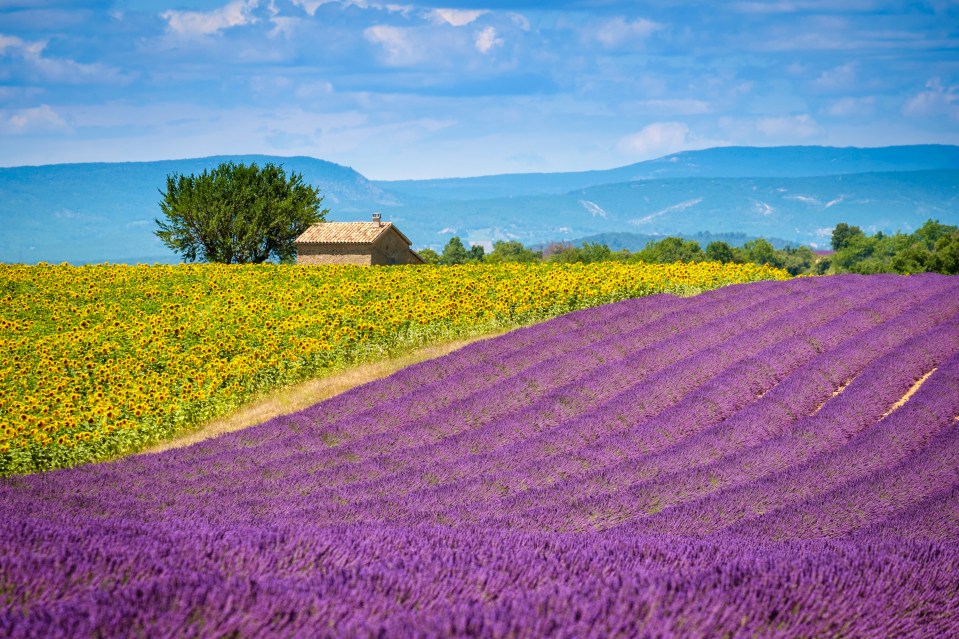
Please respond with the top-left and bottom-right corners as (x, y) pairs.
(1, 146), (956, 264)
(374, 144), (959, 200)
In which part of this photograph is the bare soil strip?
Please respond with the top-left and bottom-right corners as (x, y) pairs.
(881, 368), (938, 419)
(143, 331), (509, 454)
(811, 377), (854, 415)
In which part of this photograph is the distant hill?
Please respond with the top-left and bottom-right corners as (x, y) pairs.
(1, 146), (957, 264)
(375, 145), (959, 200)
(382, 169), (959, 251)
(0, 155), (395, 264)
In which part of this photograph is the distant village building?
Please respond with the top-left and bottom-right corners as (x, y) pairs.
(295, 213), (425, 266)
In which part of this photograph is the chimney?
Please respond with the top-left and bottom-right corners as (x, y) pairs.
(372, 212), (382, 227)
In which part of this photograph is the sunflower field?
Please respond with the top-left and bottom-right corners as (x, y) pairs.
(0, 261), (789, 474)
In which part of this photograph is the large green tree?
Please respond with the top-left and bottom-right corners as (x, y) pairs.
(705, 241), (735, 263)
(831, 223), (865, 251)
(155, 162), (327, 264)
(440, 237), (470, 265)
(486, 240), (541, 263)
(634, 237), (704, 263)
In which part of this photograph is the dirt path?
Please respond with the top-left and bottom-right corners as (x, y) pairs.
(142, 330), (509, 454)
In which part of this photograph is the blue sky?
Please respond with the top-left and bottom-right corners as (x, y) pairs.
(1, 0), (957, 179)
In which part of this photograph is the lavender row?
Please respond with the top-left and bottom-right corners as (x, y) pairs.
(2, 517), (957, 638)
(272, 281), (959, 527)
(492, 290), (959, 517)
(288, 283), (808, 452)
(304, 276), (807, 427)
(285, 278), (900, 486)
(725, 359), (959, 540)
(851, 479), (959, 542)
(605, 321), (959, 537)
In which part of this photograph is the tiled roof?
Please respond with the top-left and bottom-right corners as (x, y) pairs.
(296, 222), (404, 245)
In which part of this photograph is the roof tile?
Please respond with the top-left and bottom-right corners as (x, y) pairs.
(296, 222), (394, 245)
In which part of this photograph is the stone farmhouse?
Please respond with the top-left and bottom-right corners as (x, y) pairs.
(295, 213), (425, 266)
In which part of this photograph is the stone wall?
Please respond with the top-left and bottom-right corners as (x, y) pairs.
(372, 230), (421, 265)
(296, 244), (372, 265)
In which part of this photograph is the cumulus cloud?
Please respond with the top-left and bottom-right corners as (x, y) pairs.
(756, 113), (819, 137)
(291, 0), (335, 15)
(429, 9), (487, 27)
(364, 25), (423, 66)
(903, 78), (959, 119)
(618, 122), (690, 156)
(509, 13), (531, 31)
(0, 33), (127, 84)
(826, 95), (875, 116)
(590, 16), (661, 48)
(1, 104), (70, 134)
(814, 62), (857, 90)
(295, 80), (334, 101)
(0, 34), (32, 54)
(474, 27), (503, 54)
(161, 0), (259, 37)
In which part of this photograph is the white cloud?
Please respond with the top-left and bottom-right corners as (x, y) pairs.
(268, 15), (303, 37)
(295, 80), (335, 101)
(510, 13), (531, 31)
(903, 78), (959, 119)
(826, 96), (875, 116)
(756, 113), (819, 137)
(590, 17), (661, 48)
(0, 33), (127, 84)
(618, 122), (690, 156)
(1, 104), (70, 134)
(353, 3), (415, 15)
(786, 194), (821, 205)
(825, 195), (845, 208)
(474, 27), (503, 54)
(429, 8), (487, 27)
(814, 62), (857, 90)
(363, 25), (423, 66)
(161, 0), (259, 37)
(291, 0), (336, 15)
(0, 34), (29, 54)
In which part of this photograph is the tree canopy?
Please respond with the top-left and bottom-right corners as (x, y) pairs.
(155, 162), (327, 264)
(439, 237), (470, 265)
(486, 240), (541, 264)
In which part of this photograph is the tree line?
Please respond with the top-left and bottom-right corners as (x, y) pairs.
(152, 162), (956, 275)
(420, 219), (959, 276)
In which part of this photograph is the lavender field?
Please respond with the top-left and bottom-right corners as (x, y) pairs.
(3, 274), (959, 638)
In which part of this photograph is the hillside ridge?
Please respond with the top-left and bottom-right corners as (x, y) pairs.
(2, 145), (957, 263)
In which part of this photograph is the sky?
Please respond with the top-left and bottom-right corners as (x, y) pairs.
(0, 1), (957, 179)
